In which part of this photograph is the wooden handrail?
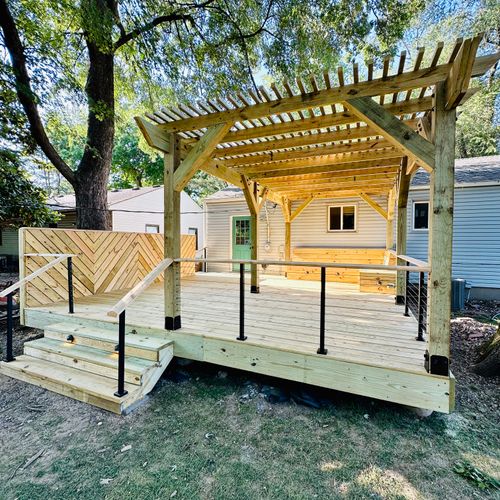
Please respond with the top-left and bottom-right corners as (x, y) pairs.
(175, 257), (430, 273)
(396, 254), (429, 268)
(107, 258), (173, 317)
(0, 254), (73, 298)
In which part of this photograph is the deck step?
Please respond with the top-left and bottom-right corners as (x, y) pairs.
(44, 322), (172, 361)
(24, 338), (156, 386)
(0, 355), (136, 414)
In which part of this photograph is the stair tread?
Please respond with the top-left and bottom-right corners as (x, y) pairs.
(26, 337), (156, 375)
(0, 355), (136, 404)
(46, 322), (172, 351)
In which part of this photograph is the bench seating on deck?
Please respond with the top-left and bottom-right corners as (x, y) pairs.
(286, 247), (396, 294)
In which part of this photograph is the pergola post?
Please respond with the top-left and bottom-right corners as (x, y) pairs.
(396, 158), (411, 304)
(385, 188), (396, 251)
(164, 133), (182, 330)
(426, 81), (456, 375)
(241, 176), (261, 293)
(281, 198), (292, 262)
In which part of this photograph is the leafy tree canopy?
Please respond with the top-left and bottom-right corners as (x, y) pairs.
(0, 148), (59, 228)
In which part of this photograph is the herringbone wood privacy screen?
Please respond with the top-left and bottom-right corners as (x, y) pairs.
(20, 227), (196, 307)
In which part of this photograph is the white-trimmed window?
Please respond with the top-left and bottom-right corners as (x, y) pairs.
(328, 205), (356, 232)
(145, 224), (160, 233)
(413, 201), (429, 230)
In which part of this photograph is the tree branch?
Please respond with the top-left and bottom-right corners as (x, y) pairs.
(113, 1), (217, 51)
(0, 0), (75, 184)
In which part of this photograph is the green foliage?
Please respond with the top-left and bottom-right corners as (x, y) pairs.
(404, 0), (499, 158)
(110, 125), (163, 188)
(456, 80), (500, 158)
(453, 461), (500, 490)
(184, 171), (227, 203)
(0, 149), (60, 228)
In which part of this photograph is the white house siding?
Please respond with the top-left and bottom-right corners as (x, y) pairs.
(407, 185), (500, 290)
(112, 189), (204, 248)
(290, 196), (388, 248)
(204, 199), (286, 273)
(204, 195), (389, 273)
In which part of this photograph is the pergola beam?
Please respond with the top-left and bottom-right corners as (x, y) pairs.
(174, 122), (233, 191)
(239, 155), (402, 177)
(446, 35), (481, 110)
(135, 116), (171, 154)
(219, 97), (432, 143)
(346, 97), (435, 172)
(290, 197), (314, 222)
(219, 139), (395, 167)
(358, 193), (388, 220)
(254, 166), (399, 183)
(286, 188), (391, 200)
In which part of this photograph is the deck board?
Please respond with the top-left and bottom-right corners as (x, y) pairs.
(27, 273), (427, 373)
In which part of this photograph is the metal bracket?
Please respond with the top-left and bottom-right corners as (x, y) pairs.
(165, 316), (181, 330)
(425, 351), (449, 375)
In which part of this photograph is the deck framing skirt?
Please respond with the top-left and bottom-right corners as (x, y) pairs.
(24, 304), (454, 413)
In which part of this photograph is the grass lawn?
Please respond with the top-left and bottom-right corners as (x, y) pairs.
(0, 354), (499, 500)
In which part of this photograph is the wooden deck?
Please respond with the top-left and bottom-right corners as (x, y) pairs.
(23, 273), (454, 413)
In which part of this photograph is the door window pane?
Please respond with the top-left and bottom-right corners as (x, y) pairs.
(235, 219), (250, 245)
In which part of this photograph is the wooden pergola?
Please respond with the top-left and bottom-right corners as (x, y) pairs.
(136, 35), (499, 377)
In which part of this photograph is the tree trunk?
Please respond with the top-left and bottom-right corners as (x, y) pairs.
(472, 325), (500, 378)
(75, 2), (115, 230)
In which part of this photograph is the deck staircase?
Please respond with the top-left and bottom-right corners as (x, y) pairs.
(0, 322), (174, 414)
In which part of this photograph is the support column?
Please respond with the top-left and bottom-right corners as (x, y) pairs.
(282, 198), (291, 261)
(426, 81), (456, 375)
(250, 183), (260, 293)
(385, 188), (395, 251)
(164, 133), (182, 330)
(396, 157), (411, 304)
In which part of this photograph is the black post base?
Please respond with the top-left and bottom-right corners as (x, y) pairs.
(236, 336), (247, 341)
(424, 351), (449, 376)
(4, 355), (16, 362)
(395, 295), (405, 305)
(165, 316), (182, 330)
(250, 285), (260, 294)
(114, 389), (129, 398)
(317, 348), (328, 355)
(415, 335), (425, 342)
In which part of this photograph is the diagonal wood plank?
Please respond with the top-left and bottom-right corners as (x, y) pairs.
(346, 97), (435, 172)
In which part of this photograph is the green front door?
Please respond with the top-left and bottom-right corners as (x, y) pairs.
(232, 216), (252, 271)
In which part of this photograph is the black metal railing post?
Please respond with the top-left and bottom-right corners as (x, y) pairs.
(317, 266), (328, 355)
(237, 263), (247, 341)
(404, 262), (410, 317)
(5, 292), (15, 362)
(114, 311), (128, 397)
(67, 256), (74, 314)
(416, 271), (425, 341)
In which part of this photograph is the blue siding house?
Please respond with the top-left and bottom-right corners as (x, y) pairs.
(408, 155), (500, 299)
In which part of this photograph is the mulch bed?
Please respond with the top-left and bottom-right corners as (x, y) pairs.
(450, 299), (499, 415)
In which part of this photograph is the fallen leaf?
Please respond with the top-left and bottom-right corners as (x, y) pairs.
(100, 478), (113, 485)
(121, 444), (132, 453)
(170, 491), (177, 498)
